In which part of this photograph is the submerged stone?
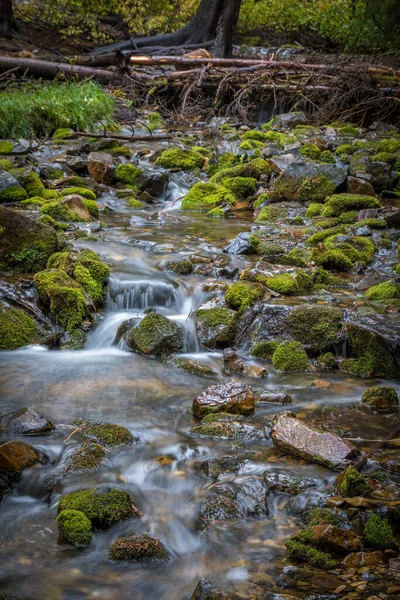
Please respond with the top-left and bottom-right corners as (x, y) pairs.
(73, 419), (135, 447)
(0, 407), (54, 435)
(193, 382), (255, 418)
(109, 534), (169, 561)
(271, 411), (360, 470)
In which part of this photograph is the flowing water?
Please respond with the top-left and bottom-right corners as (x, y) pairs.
(1, 148), (399, 600)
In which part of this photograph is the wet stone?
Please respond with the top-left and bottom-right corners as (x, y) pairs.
(193, 382), (255, 418)
(257, 391), (293, 404)
(0, 407), (54, 435)
(196, 453), (247, 478)
(264, 472), (320, 495)
(200, 486), (240, 522)
(0, 440), (41, 478)
(190, 579), (230, 600)
(224, 231), (252, 255)
(109, 535), (168, 561)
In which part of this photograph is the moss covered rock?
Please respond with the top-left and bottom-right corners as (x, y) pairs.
(16, 169), (45, 198)
(109, 535), (168, 561)
(58, 487), (138, 528)
(250, 341), (278, 360)
(194, 306), (237, 349)
(156, 148), (205, 171)
(68, 443), (106, 472)
(335, 466), (372, 498)
(288, 305), (343, 354)
(365, 280), (400, 301)
(344, 321), (397, 379)
(300, 143), (321, 160)
(322, 194), (381, 217)
(127, 312), (183, 355)
(73, 419), (135, 447)
(225, 281), (264, 312)
(210, 161), (265, 183)
(272, 341), (309, 372)
(361, 386), (399, 409)
(115, 163), (143, 190)
(222, 176), (257, 199)
(0, 206), (58, 273)
(0, 307), (42, 350)
(56, 509), (92, 547)
(181, 182), (235, 211)
(286, 530), (336, 569)
(364, 515), (398, 550)
(166, 259), (193, 274)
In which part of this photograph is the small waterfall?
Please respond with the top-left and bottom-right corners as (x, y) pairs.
(107, 277), (186, 312)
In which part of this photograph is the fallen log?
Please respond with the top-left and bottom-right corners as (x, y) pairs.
(0, 55), (122, 83)
(65, 132), (174, 141)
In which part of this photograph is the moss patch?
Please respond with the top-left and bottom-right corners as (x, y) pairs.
(322, 194), (380, 217)
(181, 182), (235, 211)
(0, 307), (42, 350)
(68, 443), (106, 472)
(250, 341), (278, 360)
(156, 148), (204, 170)
(73, 419), (135, 447)
(273, 341), (309, 372)
(288, 305), (343, 353)
(335, 466), (372, 498)
(58, 487), (136, 528)
(56, 509), (92, 547)
(225, 281), (264, 312)
(361, 386), (399, 409)
(128, 312), (183, 355)
(364, 515), (398, 550)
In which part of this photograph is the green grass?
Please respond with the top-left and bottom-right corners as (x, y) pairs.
(0, 80), (115, 139)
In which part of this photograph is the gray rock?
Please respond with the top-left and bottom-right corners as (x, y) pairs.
(271, 411), (361, 470)
(190, 579), (230, 600)
(264, 472), (320, 495)
(141, 171), (169, 198)
(0, 408), (54, 435)
(358, 208), (378, 220)
(127, 312), (183, 356)
(347, 176), (376, 197)
(355, 226), (371, 237)
(87, 152), (114, 184)
(366, 161), (398, 192)
(224, 231), (252, 255)
(257, 391), (293, 404)
(0, 170), (26, 202)
(193, 302), (237, 349)
(270, 159), (348, 191)
(271, 111), (308, 130)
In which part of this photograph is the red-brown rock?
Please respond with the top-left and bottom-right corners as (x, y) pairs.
(193, 382), (255, 418)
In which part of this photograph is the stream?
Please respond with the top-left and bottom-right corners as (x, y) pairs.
(0, 136), (400, 600)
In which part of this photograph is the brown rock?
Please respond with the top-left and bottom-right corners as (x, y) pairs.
(0, 407), (54, 436)
(257, 391), (293, 404)
(271, 411), (361, 470)
(0, 440), (41, 476)
(193, 382), (255, 418)
(342, 550), (384, 568)
(87, 152), (114, 184)
(60, 195), (91, 222)
(347, 177), (376, 197)
(246, 365), (268, 378)
(311, 524), (363, 553)
(223, 348), (244, 374)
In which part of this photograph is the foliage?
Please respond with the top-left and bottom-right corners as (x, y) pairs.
(0, 81), (115, 139)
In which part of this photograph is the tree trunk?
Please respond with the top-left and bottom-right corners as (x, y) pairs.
(92, 0), (242, 57)
(0, 0), (14, 38)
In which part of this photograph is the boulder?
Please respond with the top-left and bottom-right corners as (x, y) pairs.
(264, 472), (319, 495)
(141, 171), (169, 198)
(87, 152), (114, 184)
(223, 348), (244, 374)
(190, 579), (230, 600)
(366, 161), (398, 192)
(193, 303), (238, 349)
(197, 454), (247, 478)
(127, 312), (183, 355)
(0, 206), (58, 272)
(0, 170), (27, 202)
(347, 176), (375, 197)
(361, 386), (399, 409)
(271, 411), (360, 470)
(310, 524), (363, 553)
(60, 195), (91, 222)
(109, 535), (168, 561)
(0, 407), (54, 435)
(0, 440), (41, 476)
(223, 232), (252, 255)
(270, 159), (348, 192)
(58, 487), (140, 527)
(257, 391), (293, 404)
(193, 382), (255, 418)
(271, 111), (308, 129)
(287, 305), (344, 354)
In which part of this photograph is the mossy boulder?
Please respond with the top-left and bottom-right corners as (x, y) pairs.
(127, 312), (183, 355)
(115, 163), (143, 190)
(250, 341), (278, 360)
(40, 198), (88, 222)
(16, 169), (45, 198)
(288, 305), (343, 354)
(181, 182), (235, 211)
(264, 272), (314, 296)
(305, 203), (323, 218)
(34, 268), (87, 332)
(344, 321), (397, 379)
(300, 143), (321, 160)
(225, 281), (264, 313)
(166, 259), (193, 274)
(311, 234), (376, 272)
(67, 443), (106, 473)
(286, 530), (336, 569)
(256, 204), (287, 222)
(0, 170), (28, 202)
(365, 280), (400, 301)
(322, 194), (381, 217)
(361, 386), (399, 409)
(0, 206), (58, 272)
(73, 419), (135, 447)
(58, 487), (138, 528)
(210, 161), (265, 183)
(335, 466), (372, 498)
(194, 306), (237, 349)
(56, 509), (92, 547)
(272, 341), (309, 372)
(275, 173), (336, 203)
(109, 535), (168, 561)
(0, 307), (43, 350)
(0, 440), (41, 478)
(364, 515), (398, 550)
(156, 148), (205, 171)
(222, 176), (257, 199)
(60, 187), (96, 200)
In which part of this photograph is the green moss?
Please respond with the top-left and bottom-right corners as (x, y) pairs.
(0, 185), (28, 202)
(166, 259), (193, 274)
(292, 216), (305, 225)
(285, 248), (309, 268)
(109, 535), (168, 561)
(47, 251), (110, 302)
(0, 158), (14, 170)
(317, 352), (337, 369)
(56, 510), (92, 547)
(73, 419), (134, 447)
(20, 196), (46, 207)
(115, 164), (143, 189)
(210, 162), (263, 183)
(242, 130), (267, 142)
(265, 273), (299, 295)
(17, 170), (46, 198)
(311, 268), (345, 288)
(176, 358), (216, 377)
(205, 152), (238, 177)
(155, 148), (204, 170)
(45, 168), (64, 180)
(311, 247), (353, 272)
(339, 210), (358, 224)
(306, 508), (340, 526)
(181, 182), (235, 211)
(109, 146), (132, 158)
(335, 466), (372, 498)
(298, 174), (335, 203)
(34, 268), (87, 332)
(365, 280), (400, 301)
(357, 218), (386, 229)
(320, 150), (335, 163)
(376, 139), (400, 153)
(37, 214), (67, 231)
(239, 139), (264, 151)
(58, 487), (135, 528)
(321, 194), (381, 217)
(338, 126), (359, 136)
(273, 341), (309, 372)
(250, 157), (271, 175)
(68, 443), (105, 472)
(73, 263), (103, 304)
(40, 201), (81, 222)
(323, 234), (375, 265)
(0, 307), (41, 350)
(335, 144), (356, 156)
(288, 305), (343, 352)
(60, 187), (96, 200)
(345, 322), (396, 379)
(256, 204), (286, 222)
(207, 207), (225, 218)
(372, 151), (398, 166)
(306, 203), (323, 218)
(250, 341), (278, 360)
(82, 199), (99, 218)
(364, 515), (398, 550)
(361, 386), (399, 409)
(286, 537), (336, 569)
(225, 281), (264, 312)
(42, 189), (60, 199)
(129, 312), (183, 355)
(0, 141), (13, 154)
(300, 143), (321, 160)
(222, 176), (257, 198)
(127, 198), (144, 209)
(53, 128), (73, 140)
